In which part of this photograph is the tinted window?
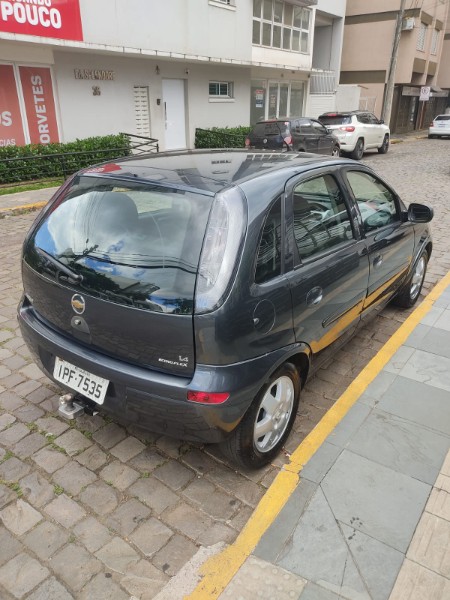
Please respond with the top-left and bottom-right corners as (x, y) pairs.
(26, 177), (211, 314)
(346, 171), (398, 232)
(293, 174), (354, 260)
(356, 113), (370, 124)
(255, 198), (282, 283)
(312, 120), (327, 133)
(319, 114), (352, 126)
(251, 122), (290, 136)
(435, 115), (450, 121)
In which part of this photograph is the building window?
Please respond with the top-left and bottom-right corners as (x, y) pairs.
(417, 22), (427, 51)
(252, 0), (310, 53)
(209, 81), (233, 98)
(431, 29), (439, 55)
(250, 79), (305, 123)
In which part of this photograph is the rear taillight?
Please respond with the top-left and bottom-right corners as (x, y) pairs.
(245, 138), (250, 147)
(430, 122), (434, 127)
(339, 126), (355, 132)
(187, 391), (230, 404)
(283, 135), (293, 146)
(195, 188), (247, 314)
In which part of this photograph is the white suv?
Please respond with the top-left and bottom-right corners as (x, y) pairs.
(428, 114), (450, 138)
(318, 111), (390, 160)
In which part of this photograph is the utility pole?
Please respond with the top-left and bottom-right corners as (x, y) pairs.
(381, 0), (407, 126)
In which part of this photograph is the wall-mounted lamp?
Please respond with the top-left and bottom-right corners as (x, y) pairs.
(155, 65), (160, 75)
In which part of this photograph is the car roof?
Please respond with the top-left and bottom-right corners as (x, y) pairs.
(254, 117), (310, 123)
(319, 111), (366, 117)
(82, 149), (348, 195)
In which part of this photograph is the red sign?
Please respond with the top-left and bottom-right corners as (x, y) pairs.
(19, 66), (59, 145)
(0, 0), (83, 41)
(0, 64), (26, 147)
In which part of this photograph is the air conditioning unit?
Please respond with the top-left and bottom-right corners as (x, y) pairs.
(402, 18), (415, 31)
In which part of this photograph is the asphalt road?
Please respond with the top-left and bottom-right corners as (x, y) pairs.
(0, 136), (449, 599)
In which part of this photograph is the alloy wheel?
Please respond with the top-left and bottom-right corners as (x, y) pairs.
(253, 375), (295, 453)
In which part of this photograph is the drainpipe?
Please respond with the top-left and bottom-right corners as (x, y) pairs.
(381, 0), (407, 126)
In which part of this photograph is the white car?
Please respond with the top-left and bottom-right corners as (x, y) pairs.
(428, 115), (450, 138)
(318, 111), (390, 160)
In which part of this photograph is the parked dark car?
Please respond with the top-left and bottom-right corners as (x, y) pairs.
(18, 150), (433, 468)
(245, 118), (340, 156)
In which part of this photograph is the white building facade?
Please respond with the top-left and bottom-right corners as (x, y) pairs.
(0, 0), (346, 151)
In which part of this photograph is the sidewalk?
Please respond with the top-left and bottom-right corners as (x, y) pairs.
(182, 275), (450, 600)
(0, 186), (57, 213)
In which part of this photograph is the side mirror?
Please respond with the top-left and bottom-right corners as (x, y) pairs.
(407, 202), (434, 223)
(326, 128), (332, 134)
(378, 119), (384, 124)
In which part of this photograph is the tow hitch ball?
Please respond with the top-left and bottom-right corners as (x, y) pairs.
(58, 393), (88, 420)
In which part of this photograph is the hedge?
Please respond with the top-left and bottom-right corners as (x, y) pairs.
(195, 126), (252, 149)
(0, 134), (132, 185)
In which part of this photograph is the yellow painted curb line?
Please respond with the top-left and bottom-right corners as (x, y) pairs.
(187, 271), (450, 600)
(0, 201), (47, 214)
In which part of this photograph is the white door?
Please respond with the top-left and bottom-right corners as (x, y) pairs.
(162, 79), (187, 150)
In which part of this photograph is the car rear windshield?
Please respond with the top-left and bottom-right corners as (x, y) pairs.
(435, 115), (450, 121)
(25, 176), (212, 314)
(319, 115), (352, 126)
(251, 122), (289, 136)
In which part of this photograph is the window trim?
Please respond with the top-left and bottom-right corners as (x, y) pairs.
(209, 80), (234, 99)
(343, 168), (401, 236)
(287, 171), (358, 268)
(431, 28), (439, 55)
(417, 22), (428, 51)
(252, 0), (311, 54)
(209, 0), (236, 10)
(254, 195), (286, 285)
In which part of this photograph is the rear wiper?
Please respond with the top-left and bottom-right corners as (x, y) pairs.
(36, 247), (83, 283)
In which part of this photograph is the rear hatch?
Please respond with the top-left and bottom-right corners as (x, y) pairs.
(22, 175), (213, 377)
(318, 113), (353, 131)
(433, 115), (450, 131)
(248, 121), (290, 149)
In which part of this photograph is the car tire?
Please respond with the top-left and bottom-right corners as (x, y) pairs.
(331, 145), (340, 157)
(428, 134), (435, 139)
(378, 135), (389, 154)
(350, 138), (364, 160)
(220, 362), (301, 469)
(393, 250), (428, 309)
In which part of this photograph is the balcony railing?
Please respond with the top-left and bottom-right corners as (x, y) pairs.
(310, 71), (337, 95)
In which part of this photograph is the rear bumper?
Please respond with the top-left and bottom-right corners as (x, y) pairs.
(429, 126), (450, 136)
(18, 301), (294, 444)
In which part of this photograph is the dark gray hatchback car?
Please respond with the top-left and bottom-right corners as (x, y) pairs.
(18, 150), (433, 468)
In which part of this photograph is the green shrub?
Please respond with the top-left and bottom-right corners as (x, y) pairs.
(195, 126), (252, 149)
(0, 134), (132, 185)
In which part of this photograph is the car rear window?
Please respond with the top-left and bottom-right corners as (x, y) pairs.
(251, 122), (290, 136)
(319, 115), (352, 126)
(25, 176), (212, 314)
(435, 115), (450, 121)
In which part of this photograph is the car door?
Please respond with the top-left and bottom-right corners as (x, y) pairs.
(356, 113), (373, 146)
(367, 113), (384, 146)
(343, 167), (415, 318)
(311, 120), (333, 154)
(298, 119), (319, 153)
(284, 168), (370, 365)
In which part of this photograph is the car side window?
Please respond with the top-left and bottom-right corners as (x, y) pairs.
(255, 198), (282, 284)
(292, 174), (355, 261)
(357, 113), (369, 124)
(346, 171), (399, 232)
(311, 120), (327, 133)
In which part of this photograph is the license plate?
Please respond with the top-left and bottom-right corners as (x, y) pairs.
(53, 357), (109, 405)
